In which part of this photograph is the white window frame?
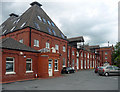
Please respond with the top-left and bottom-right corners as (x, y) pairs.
(55, 44), (59, 51)
(21, 22), (26, 28)
(63, 46), (66, 52)
(77, 51), (79, 57)
(87, 53), (89, 58)
(87, 59), (89, 68)
(26, 58), (33, 73)
(34, 39), (39, 47)
(37, 16), (42, 21)
(72, 51), (74, 55)
(5, 57), (16, 75)
(10, 26), (15, 32)
(54, 59), (59, 71)
(84, 60), (86, 69)
(81, 53), (83, 57)
(105, 57), (108, 59)
(3, 30), (7, 34)
(46, 42), (50, 48)
(19, 39), (23, 43)
(84, 53), (86, 57)
(105, 52), (108, 55)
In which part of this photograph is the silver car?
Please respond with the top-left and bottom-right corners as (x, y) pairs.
(98, 65), (120, 76)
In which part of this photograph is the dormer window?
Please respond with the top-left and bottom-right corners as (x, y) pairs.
(13, 20), (17, 24)
(52, 29), (56, 36)
(3, 30), (7, 34)
(47, 20), (51, 25)
(42, 18), (46, 24)
(34, 22), (40, 30)
(47, 27), (52, 34)
(61, 33), (64, 38)
(10, 26), (15, 32)
(21, 22), (26, 28)
(16, 18), (20, 23)
(51, 22), (55, 27)
(37, 16), (42, 21)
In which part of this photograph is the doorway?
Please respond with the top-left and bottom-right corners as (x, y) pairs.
(48, 59), (53, 76)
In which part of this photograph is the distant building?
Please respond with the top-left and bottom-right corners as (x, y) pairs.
(96, 46), (114, 66)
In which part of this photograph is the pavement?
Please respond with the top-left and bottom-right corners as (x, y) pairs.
(1, 69), (119, 90)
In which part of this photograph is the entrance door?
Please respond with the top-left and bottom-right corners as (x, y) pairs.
(77, 58), (79, 69)
(87, 60), (89, 69)
(84, 60), (86, 69)
(48, 59), (53, 76)
(81, 60), (83, 69)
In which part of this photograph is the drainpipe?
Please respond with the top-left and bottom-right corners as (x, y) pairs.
(29, 27), (31, 47)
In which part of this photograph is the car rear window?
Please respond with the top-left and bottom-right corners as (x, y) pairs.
(106, 66), (113, 70)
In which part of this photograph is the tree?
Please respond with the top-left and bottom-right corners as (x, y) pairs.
(112, 42), (120, 67)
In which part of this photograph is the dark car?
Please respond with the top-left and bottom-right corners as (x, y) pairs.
(98, 65), (120, 76)
(95, 66), (101, 73)
(61, 67), (75, 74)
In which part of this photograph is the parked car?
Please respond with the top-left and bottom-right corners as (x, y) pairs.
(95, 66), (101, 73)
(98, 65), (120, 76)
(61, 67), (75, 74)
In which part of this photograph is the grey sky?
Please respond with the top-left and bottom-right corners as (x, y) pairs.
(1, 0), (119, 46)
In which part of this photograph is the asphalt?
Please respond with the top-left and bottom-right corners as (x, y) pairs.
(2, 69), (119, 90)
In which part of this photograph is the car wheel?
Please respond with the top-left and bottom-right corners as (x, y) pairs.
(105, 72), (109, 76)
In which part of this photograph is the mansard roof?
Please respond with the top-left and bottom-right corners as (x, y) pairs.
(0, 37), (38, 52)
(0, 2), (66, 40)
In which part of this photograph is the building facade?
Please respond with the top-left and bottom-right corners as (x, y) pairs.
(0, 2), (113, 83)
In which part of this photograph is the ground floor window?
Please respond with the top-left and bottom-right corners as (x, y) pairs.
(77, 58), (79, 69)
(26, 58), (32, 73)
(93, 60), (94, 68)
(87, 60), (89, 68)
(6, 57), (15, 74)
(84, 60), (86, 69)
(54, 59), (58, 71)
(90, 61), (92, 68)
(63, 58), (66, 67)
(81, 60), (83, 69)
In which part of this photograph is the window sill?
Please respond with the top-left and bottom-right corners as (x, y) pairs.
(34, 45), (39, 47)
(5, 72), (16, 75)
(54, 70), (59, 72)
(26, 71), (33, 73)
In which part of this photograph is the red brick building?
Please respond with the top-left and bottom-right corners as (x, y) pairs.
(96, 46), (113, 66)
(0, 1), (113, 83)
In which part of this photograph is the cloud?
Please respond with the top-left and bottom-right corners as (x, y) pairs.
(0, 0), (119, 47)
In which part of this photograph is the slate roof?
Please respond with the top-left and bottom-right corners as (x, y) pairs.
(0, 37), (38, 52)
(0, 1), (66, 39)
(68, 36), (84, 42)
